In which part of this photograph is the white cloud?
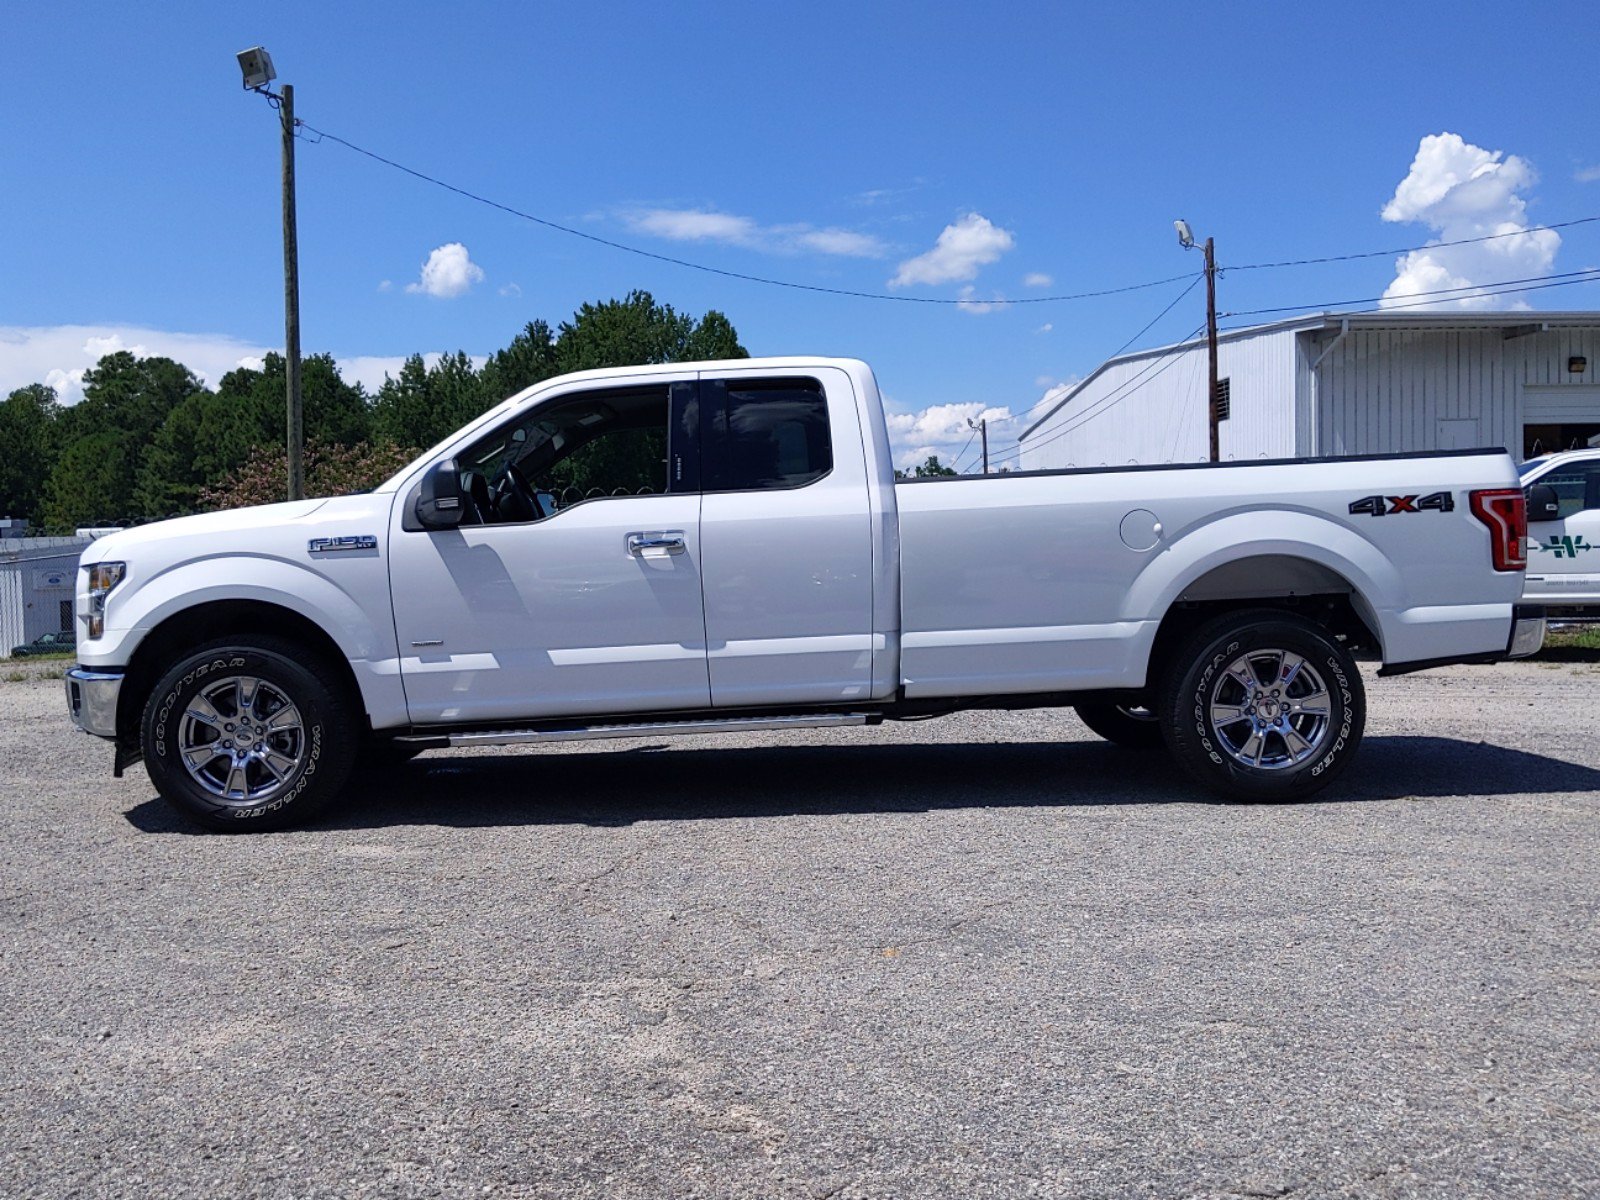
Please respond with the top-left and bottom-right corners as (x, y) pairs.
(1379, 133), (1559, 310)
(891, 213), (1015, 288)
(405, 242), (485, 299)
(1, 325), (272, 404)
(1576, 164), (1600, 183)
(1035, 323), (1053, 334)
(377, 279), (393, 293)
(1034, 375), (1056, 388)
(883, 401), (1013, 470)
(1023, 272), (1053, 288)
(498, 282), (523, 297)
(235, 355), (266, 372)
(623, 208), (886, 258)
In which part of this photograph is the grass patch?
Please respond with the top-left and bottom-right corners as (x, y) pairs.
(1537, 624), (1600, 662)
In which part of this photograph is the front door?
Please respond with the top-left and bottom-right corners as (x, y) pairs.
(389, 379), (711, 725)
(1526, 455), (1600, 605)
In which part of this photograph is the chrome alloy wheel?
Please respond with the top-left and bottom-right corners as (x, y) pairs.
(1207, 649), (1332, 771)
(177, 675), (306, 804)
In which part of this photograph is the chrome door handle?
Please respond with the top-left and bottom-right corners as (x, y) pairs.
(627, 531), (686, 557)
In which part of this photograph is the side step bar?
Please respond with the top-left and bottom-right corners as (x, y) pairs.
(399, 711), (879, 750)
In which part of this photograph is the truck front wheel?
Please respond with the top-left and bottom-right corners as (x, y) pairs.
(141, 637), (357, 832)
(1158, 610), (1364, 802)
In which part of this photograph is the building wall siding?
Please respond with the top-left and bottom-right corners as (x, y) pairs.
(1314, 327), (1600, 457)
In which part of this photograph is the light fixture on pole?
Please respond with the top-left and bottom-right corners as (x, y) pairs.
(967, 415), (990, 475)
(1175, 218), (1220, 463)
(236, 45), (304, 502)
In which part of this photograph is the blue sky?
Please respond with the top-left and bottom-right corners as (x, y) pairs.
(3, 0), (1598, 468)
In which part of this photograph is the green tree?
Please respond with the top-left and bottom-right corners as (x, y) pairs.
(371, 353), (489, 451)
(0, 384), (61, 522)
(479, 319), (559, 402)
(555, 290), (747, 372)
(46, 352), (203, 524)
(895, 455), (959, 480)
(41, 431), (130, 531)
(135, 352), (370, 517)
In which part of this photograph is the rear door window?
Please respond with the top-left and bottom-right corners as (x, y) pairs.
(703, 377), (832, 492)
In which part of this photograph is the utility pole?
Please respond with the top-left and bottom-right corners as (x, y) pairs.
(280, 82), (303, 500)
(237, 46), (303, 501)
(1203, 236), (1219, 464)
(1175, 220), (1222, 462)
(968, 416), (990, 474)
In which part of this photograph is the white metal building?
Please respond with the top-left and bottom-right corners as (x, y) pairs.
(1017, 311), (1600, 470)
(0, 538), (89, 656)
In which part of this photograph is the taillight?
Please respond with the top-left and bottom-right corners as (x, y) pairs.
(1469, 489), (1527, 572)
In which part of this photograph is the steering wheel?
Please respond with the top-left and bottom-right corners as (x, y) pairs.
(495, 461), (546, 522)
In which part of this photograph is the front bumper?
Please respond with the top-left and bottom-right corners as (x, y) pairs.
(65, 667), (123, 739)
(1506, 604), (1546, 659)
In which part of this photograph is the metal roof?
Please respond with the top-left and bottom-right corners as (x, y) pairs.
(1019, 309), (1600, 442)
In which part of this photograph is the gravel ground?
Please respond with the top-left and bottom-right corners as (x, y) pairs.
(2, 660), (1598, 1199)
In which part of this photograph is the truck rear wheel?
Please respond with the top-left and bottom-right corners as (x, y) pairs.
(1158, 610), (1364, 802)
(1073, 701), (1165, 748)
(141, 637), (357, 832)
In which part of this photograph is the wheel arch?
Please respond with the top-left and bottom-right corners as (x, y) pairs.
(1144, 554), (1384, 692)
(117, 600), (371, 746)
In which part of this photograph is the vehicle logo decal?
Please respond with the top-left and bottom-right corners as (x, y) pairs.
(1530, 534), (1594, 559)
(1348, 491), (1454, 517)
(308, 535), (378, 554)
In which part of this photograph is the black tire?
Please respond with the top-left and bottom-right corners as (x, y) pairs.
(1073, 700), (1165, 748)
(1158, 609), (1364, 802)
(141, 636), (357, 832)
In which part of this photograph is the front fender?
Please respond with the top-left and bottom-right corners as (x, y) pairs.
(80, 554), (407, 729)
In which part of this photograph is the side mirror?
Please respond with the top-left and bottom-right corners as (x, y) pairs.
(416, 458), (465, 529)
(1525, 482), (1561, 523)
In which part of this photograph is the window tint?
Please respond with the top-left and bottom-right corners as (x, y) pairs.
(459, 385), (671, 523)
(1539, 462), (1600, 518)
(706, 378), (831, 491)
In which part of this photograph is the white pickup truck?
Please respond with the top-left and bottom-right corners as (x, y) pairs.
(66, 356), (1544, 830)
(1521, 448), (1600, 613)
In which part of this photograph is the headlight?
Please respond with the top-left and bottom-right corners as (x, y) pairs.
(85, 561), (126, 639)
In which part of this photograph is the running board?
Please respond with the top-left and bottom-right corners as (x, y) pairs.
(402, 711), (879, 750)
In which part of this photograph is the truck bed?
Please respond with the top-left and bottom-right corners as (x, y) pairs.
(893, 449), (1526, 698)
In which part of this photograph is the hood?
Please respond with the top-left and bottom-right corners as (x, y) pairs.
(80, 495), (386, 565)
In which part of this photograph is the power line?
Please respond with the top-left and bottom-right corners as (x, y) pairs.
(298, 120), (1196, 307)
(1224, 266), (1600, 319)
(298, 118), (1600, 311)
(1229, 215), (1600, 271)
(998, 322), (1209, 466)
(1107, 274), (1203, 359)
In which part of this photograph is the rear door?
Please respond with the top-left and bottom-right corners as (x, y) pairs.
(1526, 455), (1600, 604)
(697, 368), (877, 707)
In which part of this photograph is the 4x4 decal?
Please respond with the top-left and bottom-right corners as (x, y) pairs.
(1531, 534), (1594, 558)
(1348, 491), (1454, 517)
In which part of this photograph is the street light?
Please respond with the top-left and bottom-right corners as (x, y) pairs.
(236, 45), (304, 501)
(1175, 218), (1220, 463)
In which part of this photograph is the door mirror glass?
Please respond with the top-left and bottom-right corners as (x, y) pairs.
(416, 458), (466, 529)
(1525, 482), (1561, 523)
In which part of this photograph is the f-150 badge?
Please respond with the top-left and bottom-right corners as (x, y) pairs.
(1348, 492), (1454, 517)
(308, 535), (378, 554)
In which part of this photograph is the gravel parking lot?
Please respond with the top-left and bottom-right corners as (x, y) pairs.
(2, 659), (1599, 1198)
